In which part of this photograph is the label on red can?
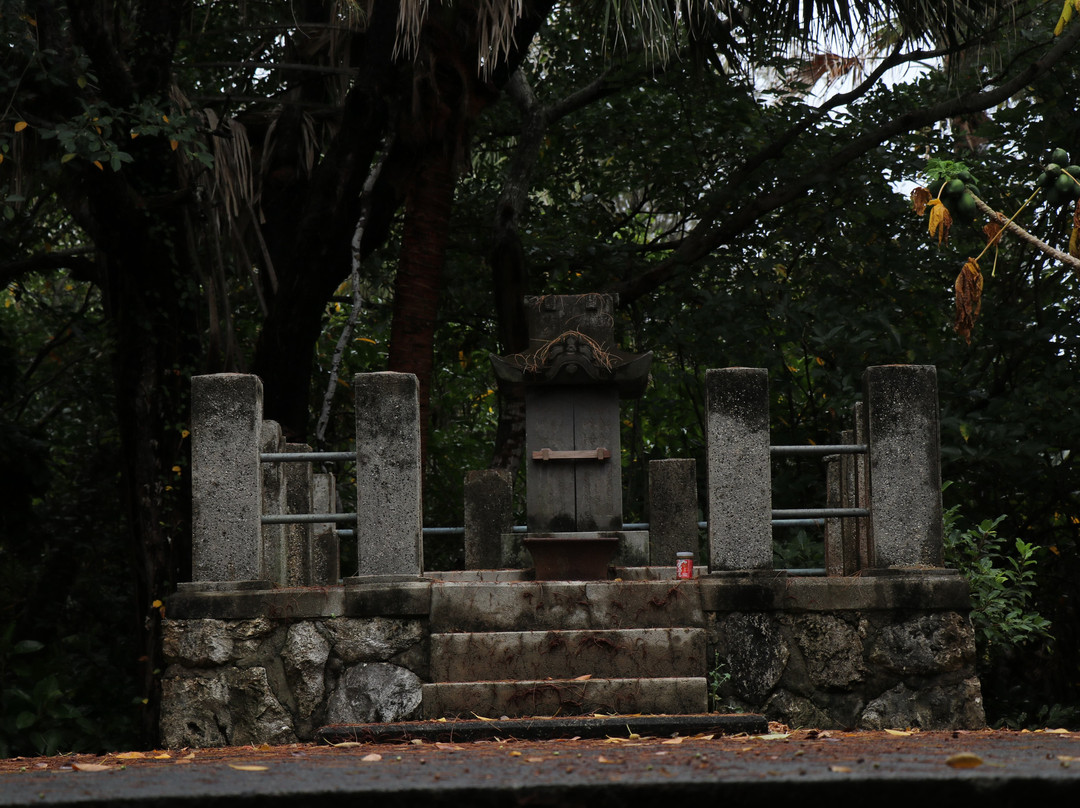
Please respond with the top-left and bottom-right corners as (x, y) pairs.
(676, 553), (694, 579)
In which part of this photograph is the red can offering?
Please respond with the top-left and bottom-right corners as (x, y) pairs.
(676, 552), (694, 579)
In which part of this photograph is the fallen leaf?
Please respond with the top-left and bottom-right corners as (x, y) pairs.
(946, 753), (984, 769)
(435, 743), (463, 751)
(182, 752), (196, 760)
(754, 733), (791, 740)
(1044, 728), (1071, 734)
(114, 751), (146, 760)
(884, 729), (912, 736)
(509, 751), (522, 757)
(830, 765), (852, 773)
(571, 674), (592, 681)
(153, 753), (172, 760)
(72, 762), (113, 772)
(472, 713), (495, 722)
(526, 757), (545, 763)
(597, 756), (620, 764)
(361, 753), (382, 762)
(228, 764), (269, 772)
(252, 744), (273, 751)
(328, 741), (363, 748)
(661, 737), (685, 745)
(1056, 755), (1080, 762)
(409, 738), (424, 745)
(14, 121), (28, 132)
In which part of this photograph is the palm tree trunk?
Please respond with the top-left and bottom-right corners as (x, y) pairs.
(388, 146), (457, 465)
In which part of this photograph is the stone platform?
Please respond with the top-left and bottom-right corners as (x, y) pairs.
(161, 568), (984, 747)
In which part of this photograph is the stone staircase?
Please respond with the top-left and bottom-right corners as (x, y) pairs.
(421, 579), (708, 719)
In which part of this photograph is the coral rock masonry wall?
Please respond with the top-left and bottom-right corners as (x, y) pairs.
(161, 572), (984, 747)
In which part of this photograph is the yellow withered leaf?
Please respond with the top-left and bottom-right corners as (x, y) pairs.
(910, 186), (931, 216)
(983, 221), (1004, 248)
(954, 258), (983, 343)
(946, 752), (984, 769)
(927, 199), (952, 245)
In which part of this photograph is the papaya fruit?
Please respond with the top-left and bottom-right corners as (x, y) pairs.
(1050, 147), (1069, 166)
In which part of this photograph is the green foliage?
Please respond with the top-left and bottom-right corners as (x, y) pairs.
(943, 500), (1052, 666)
(707, 651), (734, 713)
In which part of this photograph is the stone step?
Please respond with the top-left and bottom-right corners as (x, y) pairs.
(421, 677), (708, 719)
(430, 628), (706, 682)
(429, 580), (703, 633)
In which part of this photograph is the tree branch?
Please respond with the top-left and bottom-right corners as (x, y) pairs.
(612, 22), (1080, 304)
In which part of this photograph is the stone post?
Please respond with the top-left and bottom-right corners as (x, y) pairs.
(284, 443), (313, 586)
(705, 368), (772, 570)
(260, 420), (287, 585)
(190, 374), (265, 583)
(648, 458), (698, 566)
(824, 454), (843, 576)
(853, 401), (872, 569)
(311, 472), (340, 585)
(864, 365), (944, 567)
(355, 372), (423, 577)
(464, 469), (512, 570)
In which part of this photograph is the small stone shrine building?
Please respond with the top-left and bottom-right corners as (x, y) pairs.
(161, 294), (984, 747)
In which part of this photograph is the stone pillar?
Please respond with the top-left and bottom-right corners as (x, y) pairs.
(311, 472), (340, 585)
(853, 401), (872, 569)
(260, 420), (287, 585)
(355, 372), (423, 577)
(648, 458), (698, 566)
(864, 365), (943, 567)
(705, 368), (772, 570)
(284, 443), (313, 586)
(824, 454), (843, 577)
(464, 469), (512, 570)
(190, 374), (265, 583)
(840, 428), (860, 576)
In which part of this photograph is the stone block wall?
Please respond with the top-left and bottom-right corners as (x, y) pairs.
(160, 615), (428, 748)
(161, 573), (984, 747)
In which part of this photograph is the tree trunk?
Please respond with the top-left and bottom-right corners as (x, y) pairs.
(388, 146), (457, 465)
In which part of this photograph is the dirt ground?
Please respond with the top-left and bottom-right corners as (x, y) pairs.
(2, 725), (1077, 778)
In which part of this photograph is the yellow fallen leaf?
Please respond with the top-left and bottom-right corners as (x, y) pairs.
(115, 751), (146, 760)
(472, 713), (495, 722)
(409, 738), (424, 745)
(662, 737), (685, 745)
(182, 752), (196, 760)
(434, 743), (463, 751)
(597, 756), (620, 764)
(571, 674), (592, 681)
(754, 733), (791, 740)
(436, 718), (447, 723)
(526, 757), (545, 763)
(228, 764), (268, 772)
(72, 762), (113, 772)
(328, 742), (363, 748)
(153, 753), (171, 759)
(830, 765), (852, 773)
(1057, 755), (1080, 762)
(361, 753), (382, 762)
(946, 753), (983, 769)
(884, 729), (912, 736)
(1043, 728), (1071, 734)
(509, 751), (522, 757)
